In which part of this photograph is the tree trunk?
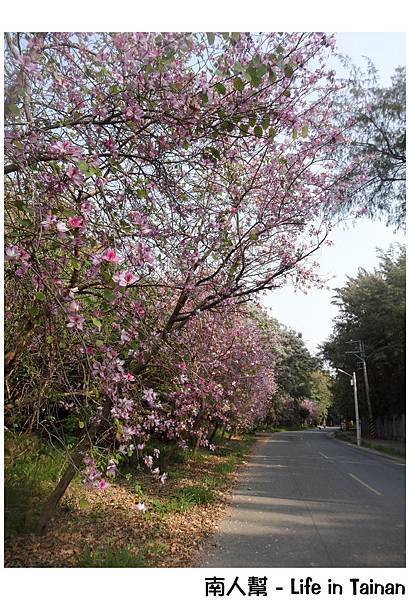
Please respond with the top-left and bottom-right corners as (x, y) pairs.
(37, 441), (88, 535)
(37, 396), (112, 535)
(208, 425), (219, 443)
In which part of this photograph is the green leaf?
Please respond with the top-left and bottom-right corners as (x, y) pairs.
(253, 125), (263, 138)
(245, 66), (262, 87)
(268, 69), (277, 84)
(206, 32), (215, 45)
(292, 129), (298, 140)
(92, 317), (102, 328)
(215, 82), (227, 95)
(96, 339), (105, 348)
(78, 160), (89, 174)
(199, 91), (208, 104)
(248, 116), (257, 127)
(268, 127), (277, 140)
(103, 289), (116, 302)
(231, 32), (240, 42)
(301, 124), (309, 138)
(222, 120), (236, 133)
(239, 123), (249, 135)
(209, 147), (221, 160)
(36, 291), (46, 301)
(70, 258), (81, 270)
(261, 116), (270, 130)
(78, 420), (85, 429)
(233, 77), (245, 92)
(284, 64), (294, 78)
(136, 188), (147, 199)
(8, 104), (20, 116)
(256, 64), (267, 78)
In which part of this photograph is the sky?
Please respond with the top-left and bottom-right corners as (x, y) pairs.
(262, 32), (406, 354)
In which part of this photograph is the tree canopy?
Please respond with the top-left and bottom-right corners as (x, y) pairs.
(333, 63), (406, 229)
(322, 245), (405, 418)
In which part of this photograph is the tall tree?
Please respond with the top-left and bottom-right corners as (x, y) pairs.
(322, 245), (405, 419)
(4, 32), (361, 529)
(333, 63), (406, 229)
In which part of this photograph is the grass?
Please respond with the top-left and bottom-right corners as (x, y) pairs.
(4, 432), (70, 538)
(5, 430), (258, 567)
(78, 544), (146, 567)
(334, 431), (406, 458)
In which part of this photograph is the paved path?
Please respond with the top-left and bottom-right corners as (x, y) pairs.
(202, 429), (405, 567)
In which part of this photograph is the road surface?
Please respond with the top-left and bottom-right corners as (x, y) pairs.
(202, 429), (405, 567)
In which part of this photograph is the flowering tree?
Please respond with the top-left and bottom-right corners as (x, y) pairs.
(4, 32), (358, 531)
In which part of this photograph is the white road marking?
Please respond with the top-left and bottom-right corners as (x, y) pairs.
(348, 473), (382, 496)
(319, 452), (330, 459)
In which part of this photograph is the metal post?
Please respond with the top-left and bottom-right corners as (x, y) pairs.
(360, 342), (373, 423)
(352, 372), (361, 447)
(346, 340), (374, 437)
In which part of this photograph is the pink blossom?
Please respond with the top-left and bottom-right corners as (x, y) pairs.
(135, 502), (147, 513)
(106, 460), (118, 478)
(97, 478), (109, 490)
(66, 166), (85, 187)
(15, 54), (38, 74)
(5, 246), (21, 262)
(113, 270), (137, 287)
(56, 221), (69, 233)
(159, 472), (168, 484)
(67, 215), (85, 229)
(67, 313), (85, 331)
(124, 372), (135, 382)
(49, 140), (82, 157)
(102, 248), (121, 263)
(41, 214), (57, 229)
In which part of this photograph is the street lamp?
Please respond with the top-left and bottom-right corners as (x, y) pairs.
(337, 368), (361, 447)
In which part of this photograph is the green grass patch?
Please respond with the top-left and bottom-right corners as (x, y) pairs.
(150, 485), (216, 516)
(78, 544), (146, 567)
(4, 432), (70, 538)
(214, 457), (237, 474)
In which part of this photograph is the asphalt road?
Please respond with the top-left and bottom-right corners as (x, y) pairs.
(202, 428), (405, 567)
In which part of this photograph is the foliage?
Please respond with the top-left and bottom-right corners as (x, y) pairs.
(274, 326), (320, 399)
(322, 245), (405, 418)
(333, 62), (406, 228)
(309, 369), (334, 423)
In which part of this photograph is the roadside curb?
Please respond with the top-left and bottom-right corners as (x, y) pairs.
(327, 432), (406, 463)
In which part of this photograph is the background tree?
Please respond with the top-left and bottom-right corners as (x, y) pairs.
(274, 326), (320, 399)
(333, 62), (406, 228)
(322, 245), (405, 419)
(309, 369), (333, 424)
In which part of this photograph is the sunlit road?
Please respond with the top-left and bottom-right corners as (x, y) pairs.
(202, 429), (405, 567)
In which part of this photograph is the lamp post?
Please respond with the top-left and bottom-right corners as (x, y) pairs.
(337, 368), (361, 447)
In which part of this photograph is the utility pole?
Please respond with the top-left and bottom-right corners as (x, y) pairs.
(346, 340), (374, 437)
(337, 368), (361, 446)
